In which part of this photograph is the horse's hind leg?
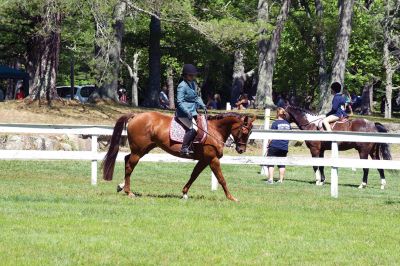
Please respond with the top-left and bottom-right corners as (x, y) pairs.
(122, 153), (140, 197)
(182, 159), (209, 199)
(370, 146), (386, 190)
(358, 150), (369, 189)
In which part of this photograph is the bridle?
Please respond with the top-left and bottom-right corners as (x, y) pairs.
(195, 115), (252, 147)
(231, 116), (252, 146)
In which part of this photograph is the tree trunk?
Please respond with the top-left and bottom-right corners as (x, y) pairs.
(144, 13), (161, 107)
(29, 7), (62, 103)
(120, 51), (140, 107)
(361, 80), (373, 115)
(231, 50), (254, 106)
(382, 0), (400, 119)
(314, 0), (330, 110)
(167, 67), (175, 109)
(90, 0), (126, 102)
(231, 50), (245, 106)
(256, 0), (291, 108)
(320, 0), (355, 113)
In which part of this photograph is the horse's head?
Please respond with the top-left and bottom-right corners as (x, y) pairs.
(231, 114), (256, 154)
(284, 105), (319, 130)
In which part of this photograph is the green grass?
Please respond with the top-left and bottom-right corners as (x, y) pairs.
(0, 161), (399, 265)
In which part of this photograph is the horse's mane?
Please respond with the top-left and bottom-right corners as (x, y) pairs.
(287, 105), (318, 116)
(207, 112), (243, 120)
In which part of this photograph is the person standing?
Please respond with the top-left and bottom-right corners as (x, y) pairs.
(266, 107), (291, 184)
(176, 64), (206, 155)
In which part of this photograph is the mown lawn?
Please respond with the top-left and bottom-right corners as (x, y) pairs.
(0, 160), (399, 265)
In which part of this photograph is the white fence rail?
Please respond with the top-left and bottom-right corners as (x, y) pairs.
(0, 117), (399, 198)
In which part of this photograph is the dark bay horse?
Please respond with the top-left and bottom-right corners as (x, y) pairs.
(102, 112), (255, 201)
(285, 106), (392, 189)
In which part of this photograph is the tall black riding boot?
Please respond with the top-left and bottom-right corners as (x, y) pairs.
(180, 128), (197, 155)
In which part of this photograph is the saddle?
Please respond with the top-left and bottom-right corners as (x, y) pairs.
(170, 115), (208, 144)
(317, 117), (350, 131)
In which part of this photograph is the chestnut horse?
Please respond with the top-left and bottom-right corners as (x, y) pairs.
(102, 112), (255, 201)
(285, 106), (392, 189)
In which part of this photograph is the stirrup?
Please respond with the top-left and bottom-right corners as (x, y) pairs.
(180, 147), (194, 155)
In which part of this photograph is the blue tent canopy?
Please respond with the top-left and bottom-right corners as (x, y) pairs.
(0, 65), (30, 95)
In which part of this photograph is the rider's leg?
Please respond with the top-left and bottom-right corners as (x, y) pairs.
(178, 116), (198, 155)
(322, 115), (339, 131)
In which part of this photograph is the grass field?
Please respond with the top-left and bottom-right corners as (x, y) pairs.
(0, 160), (399, 265)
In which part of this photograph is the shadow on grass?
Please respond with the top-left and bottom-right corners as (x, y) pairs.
(131, 192), (213, 201)
(275, 178), (360, 188)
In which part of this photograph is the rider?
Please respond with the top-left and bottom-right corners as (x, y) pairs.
(176, 64), (206, 155)
(322, 82), (348, 131)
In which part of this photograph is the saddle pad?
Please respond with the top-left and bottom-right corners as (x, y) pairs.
(170, 115), (207, 144)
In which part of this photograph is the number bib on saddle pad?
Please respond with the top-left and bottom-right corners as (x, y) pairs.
(170, 115), (208, 144)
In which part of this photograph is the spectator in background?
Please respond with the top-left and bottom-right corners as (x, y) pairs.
(214, 93), (222, 109)
(15, 83), (25, 100)
(265, 107), (291, 184)
(206, 94), (217, 109)
(235, 93), (249, 110)
(276, 94), (286, 108)
(0, 88), (4, 102)
(343, 89), (353, 115)
(118, 88), (127, 103)
(159, 85), (169, 109)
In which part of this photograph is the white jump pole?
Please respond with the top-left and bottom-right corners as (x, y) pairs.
(330, 141), (339, 198)
(91, 135), (98, 185)
(261, 108), (271, 175)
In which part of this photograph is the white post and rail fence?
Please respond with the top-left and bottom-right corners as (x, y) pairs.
(0, 110), (399, 198)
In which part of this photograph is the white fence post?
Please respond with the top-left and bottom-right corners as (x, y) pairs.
(261, 108), (271, 175)
(331, 141), (339, 198)
(211, 172), (218, 191)
(91, 135), (98, 185)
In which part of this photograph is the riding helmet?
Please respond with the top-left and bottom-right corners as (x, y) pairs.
(331, 82), (342, 93)
(182, 64), (198, 76)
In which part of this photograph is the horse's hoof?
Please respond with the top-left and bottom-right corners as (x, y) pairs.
(358, 182), (367, 189)
(316, 181), (324, 186)
(229, 196), (239, 202)
(127, 192), (136, 198)
(182, 194), (189, 200)
(381, 185), (385, 190)
(117, 184), (124, 193)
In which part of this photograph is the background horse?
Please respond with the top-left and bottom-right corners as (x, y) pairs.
(102, 112), (255, 201)
(285, 106), (392, 189)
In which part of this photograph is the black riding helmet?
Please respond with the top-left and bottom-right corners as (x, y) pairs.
(182, 64), (198, 76)
(331, 82), (342, 93)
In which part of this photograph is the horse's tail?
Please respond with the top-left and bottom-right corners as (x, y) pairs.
(102, 113), (134, 181)
(374, 122), (392, 161)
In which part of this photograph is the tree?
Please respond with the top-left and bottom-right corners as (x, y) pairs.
(256, 0), (291, 108)
(314, 0), (329, 110)
(320, 0), (355, 113)
(143, 7), (161, 107)
(26, 0), (63, 103)
(382, 0), (400, 118)
(120, 51), (141, 106)
(231, 49), (254, 106)
(90, 0), (127, 102)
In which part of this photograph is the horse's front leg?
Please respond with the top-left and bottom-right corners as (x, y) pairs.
(182, 159), (209, 199)
(209, 157), (238, 202)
